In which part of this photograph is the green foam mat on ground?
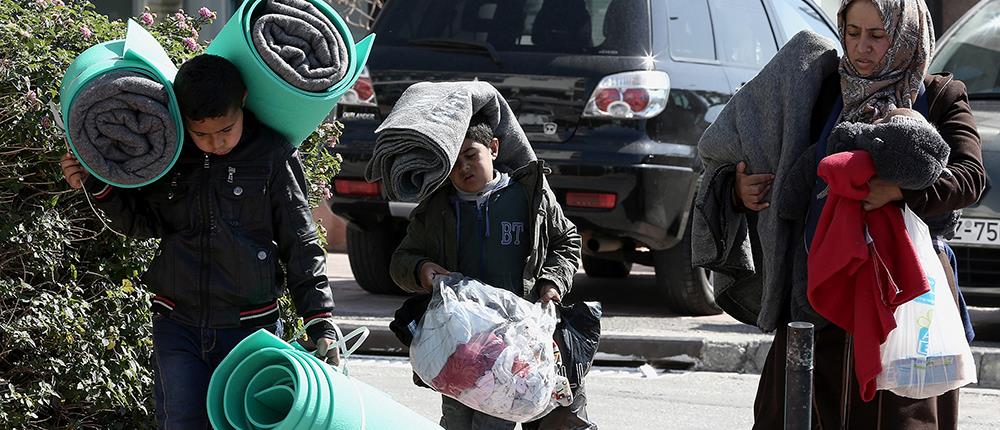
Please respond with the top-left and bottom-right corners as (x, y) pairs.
(207, 329), (443, 430)
(205, 0), (374, 147)
(59, 20), (184, 188)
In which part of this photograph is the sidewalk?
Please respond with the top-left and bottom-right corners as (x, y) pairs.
(326, 254), (1000, 389)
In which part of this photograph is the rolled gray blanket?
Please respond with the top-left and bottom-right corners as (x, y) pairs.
(828, 115), (950, 190)
(692, 30), (840, 331)
(366, 81), (536, 202)
(251, 0), (349, 92)
(68, 71), (178, 186)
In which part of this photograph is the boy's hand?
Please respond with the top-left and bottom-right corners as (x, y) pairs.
(299, 336), (341, 366)
(60, 152), (89, 189)
(418, 261), (450, 292)
(537, 281), (561, 304)
(315, 337), (341, 366)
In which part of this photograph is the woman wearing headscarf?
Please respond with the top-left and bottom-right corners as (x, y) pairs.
(695, 0), (985, 428)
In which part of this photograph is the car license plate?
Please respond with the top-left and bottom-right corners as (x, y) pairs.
(949, 218), (1000, 247)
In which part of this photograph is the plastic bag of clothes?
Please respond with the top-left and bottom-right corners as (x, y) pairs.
(877, 207), (977, 398)
(409, 273), (571, 422)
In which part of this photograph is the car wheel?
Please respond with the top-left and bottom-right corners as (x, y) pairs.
(652, 223), (723, 316)
(582, 255), (633, 278)
(346, 222), (407, 295)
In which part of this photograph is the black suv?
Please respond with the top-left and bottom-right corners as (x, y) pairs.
(330, 0), (839, 315)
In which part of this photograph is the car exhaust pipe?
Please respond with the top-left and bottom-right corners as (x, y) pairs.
(587, 237), (623, 253)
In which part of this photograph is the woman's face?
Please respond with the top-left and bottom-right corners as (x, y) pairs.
(844, 1), (891, 77)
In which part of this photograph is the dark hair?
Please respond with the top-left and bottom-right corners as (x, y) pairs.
(174, 54), (246, 121)
(465, 112), (495, 146)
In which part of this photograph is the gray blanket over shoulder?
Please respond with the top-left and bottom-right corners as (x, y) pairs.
(692, 31), (840, 331)
(252, 0), (348, 92)
(365, 81), (536, 202)
(68, 71), (178, 186)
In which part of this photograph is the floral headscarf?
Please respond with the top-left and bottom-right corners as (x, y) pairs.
(837, 0), (935, 123)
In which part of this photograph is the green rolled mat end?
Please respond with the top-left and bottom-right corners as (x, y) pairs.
(59, 20), (184, 188)
(208, 329), (443, 430)
(206, 0), (375, 147)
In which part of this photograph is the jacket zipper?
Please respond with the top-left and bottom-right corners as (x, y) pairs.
(200, 153), (212, 325)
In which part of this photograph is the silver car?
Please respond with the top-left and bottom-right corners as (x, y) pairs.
(929, 0), (1000, 307)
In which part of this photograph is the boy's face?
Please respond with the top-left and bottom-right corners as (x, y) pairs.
(185, 107), (244, 156)
(449, 137), (499, 193)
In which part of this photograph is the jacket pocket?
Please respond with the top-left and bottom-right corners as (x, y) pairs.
(231, 230), (278, 304)
(217, 164), (270, 230)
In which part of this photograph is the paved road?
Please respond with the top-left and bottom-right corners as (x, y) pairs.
(344, 355), (1000, 430)
(325, 253), (1000, 344)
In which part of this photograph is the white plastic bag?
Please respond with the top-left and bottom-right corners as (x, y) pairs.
(409, 273), (570, 422)
(877, 206), (977, 398)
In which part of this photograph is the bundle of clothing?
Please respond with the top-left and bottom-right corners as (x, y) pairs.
(68, 70), (179, 186)
(691, 30), (841, 330)
(807, 112), (952, 401)
(366, 81), (536, 202)
(407, 274), (571, 422)
(251, 0), (349, 92)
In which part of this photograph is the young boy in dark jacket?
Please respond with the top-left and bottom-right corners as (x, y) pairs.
(390, 113), (584, 430)
(59, 54), (339, 429)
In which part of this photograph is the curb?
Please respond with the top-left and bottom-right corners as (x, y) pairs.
(334, 320), (1000, 390)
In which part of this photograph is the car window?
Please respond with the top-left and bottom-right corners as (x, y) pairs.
(929, 0), (1000, 96)
(374, 0), (651, 55)
(771, 0), (840, 47)
(665, 0), (716, 62)
(708, 0), (778, 68)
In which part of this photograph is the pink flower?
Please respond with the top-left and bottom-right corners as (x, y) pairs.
(140, 12), (154, 26)
(189, 29), (199, 39)
(322, 185), (333, 200)
(26, 90), (38, 104)
(80, 25), (92, 39)
(181, 37), (198, 51)
(198, 7), (216, 19)
(41, 115), (51, 129)
(174, 12), (188, 29)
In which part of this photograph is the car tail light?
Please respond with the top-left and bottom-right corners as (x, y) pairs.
(334, 178), (381, 197)
(583, 71), (670, 119)
(337, 66), (377, 107)
(566, 191), (617, 209)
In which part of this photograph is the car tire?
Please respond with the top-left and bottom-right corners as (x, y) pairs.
(346, 222), (407, 295)
(582, 255), (633, 278)
(652, 224), (723, 316)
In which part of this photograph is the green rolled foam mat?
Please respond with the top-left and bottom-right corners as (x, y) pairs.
(207, 329), (443, 430)
(59, 20), (184, 188)
(206, 0), (375, 147)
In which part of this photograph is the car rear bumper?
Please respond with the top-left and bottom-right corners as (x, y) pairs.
(950, 244), (1000, 307)
(329, 119), (701, 250)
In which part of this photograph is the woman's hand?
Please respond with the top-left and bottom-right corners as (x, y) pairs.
(734, 161), (775, 211)
(863, 178), (903, 211)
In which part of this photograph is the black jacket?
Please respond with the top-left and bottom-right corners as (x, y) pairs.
(85, 111), (335, 330)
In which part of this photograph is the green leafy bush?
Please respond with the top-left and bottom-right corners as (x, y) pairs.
(0, 1), (341, 427)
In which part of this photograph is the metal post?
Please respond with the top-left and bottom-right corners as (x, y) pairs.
(785, 321), (815, 430)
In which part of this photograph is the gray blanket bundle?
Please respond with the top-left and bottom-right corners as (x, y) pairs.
(365, 81), (536, 202)
(692, 31), (841, 331)
(252, 0), (348, 92)
(829, 116), (950, 190)
(68, 71), (178, 186)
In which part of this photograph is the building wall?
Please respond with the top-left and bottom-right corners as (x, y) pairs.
(816, 0), (980, 36)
